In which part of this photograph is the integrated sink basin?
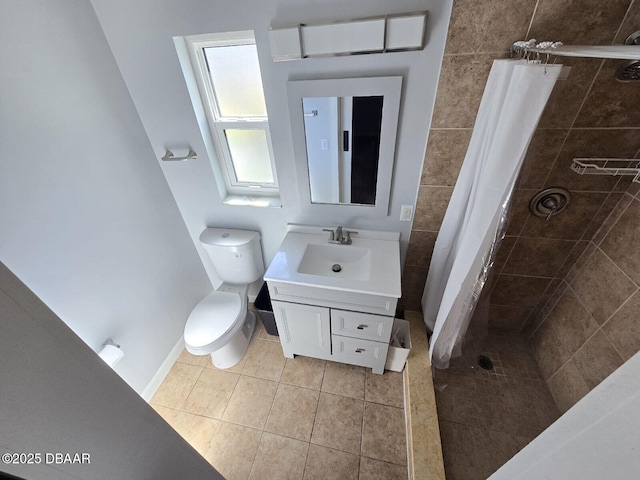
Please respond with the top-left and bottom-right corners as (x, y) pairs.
(264, 224), (401, 298)
(297, 243), (372, 281)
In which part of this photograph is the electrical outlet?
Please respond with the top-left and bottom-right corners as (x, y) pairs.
(400, 205), (413, 222)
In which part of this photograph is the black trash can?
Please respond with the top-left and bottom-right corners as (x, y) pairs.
(254, 283), (278, 336)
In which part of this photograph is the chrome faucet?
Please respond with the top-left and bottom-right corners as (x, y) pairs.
(334, 226), (343, 243)
(323, 226), (358, 245)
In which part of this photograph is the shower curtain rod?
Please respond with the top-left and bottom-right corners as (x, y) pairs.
(511, 40), (640, 60)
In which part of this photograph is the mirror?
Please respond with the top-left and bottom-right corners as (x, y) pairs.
(303, 95), (383, 205)
(288, 77), (402, 216)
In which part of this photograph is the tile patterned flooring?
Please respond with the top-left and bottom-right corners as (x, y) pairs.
(150, 318), (408, 480)
(434, 331), (560, 480)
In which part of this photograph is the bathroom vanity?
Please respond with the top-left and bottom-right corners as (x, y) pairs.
(264, 225), (401, 374)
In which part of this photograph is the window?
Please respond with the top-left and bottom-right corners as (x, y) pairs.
(184, 31), (278, 200)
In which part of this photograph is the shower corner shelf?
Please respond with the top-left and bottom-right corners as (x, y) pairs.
(571, 158), (640, 183)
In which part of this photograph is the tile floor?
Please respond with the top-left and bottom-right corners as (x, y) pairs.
(150, 317), (408, 480)
(434, 331), (560, 480)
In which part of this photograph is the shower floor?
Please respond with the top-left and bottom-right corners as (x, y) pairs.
(434, 331), (559, 480)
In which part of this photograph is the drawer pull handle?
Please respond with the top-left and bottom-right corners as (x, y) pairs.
(356, 324), (368, 330)
(355, 348), (365, 353)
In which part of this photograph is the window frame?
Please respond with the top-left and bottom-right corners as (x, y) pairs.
(185, 31), (279, 195)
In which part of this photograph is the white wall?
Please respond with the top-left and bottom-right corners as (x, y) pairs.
(490, 351), (640, 479)
(0, 0), (211, 393)
(89, 0), (452, 284)
(0, 263), (222, 480)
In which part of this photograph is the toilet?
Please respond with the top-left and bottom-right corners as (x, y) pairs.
(184, 228), (264, 369)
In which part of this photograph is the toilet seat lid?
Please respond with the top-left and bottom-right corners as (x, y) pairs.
(184, 291), (242, 350)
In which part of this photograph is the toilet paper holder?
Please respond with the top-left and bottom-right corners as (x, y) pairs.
(98, 338), (125, 367)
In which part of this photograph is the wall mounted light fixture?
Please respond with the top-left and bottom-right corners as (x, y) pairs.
(268, 11), (428, 62)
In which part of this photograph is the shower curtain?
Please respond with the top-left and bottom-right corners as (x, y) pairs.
(422, 59), (561, 369)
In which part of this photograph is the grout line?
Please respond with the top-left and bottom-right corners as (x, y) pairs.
(578, 193), (612, 243)
(538, 130), (571, 190)
(519, 308), (536, 332)
(528, 280), (568, 339)
(545, 308), (622, 393)
(599, 296), (637, 363)
(585, 192), (622, 244)
(217, 375), (241, 421)
(550, 242), (580, 279)
(596, 244), (639, 288)
(261, 379), (280, 432)
(593, 193), (635, 247)
(178, 365), (206, 411)
(565, 242), (596, 283)
(360, 400), (366, 458)
(565, 282), (595, 323)
(442, 51), (508, 57)
(495, 236), (517, 276)
(512, 234), (576, 242)
(547, 279), (629, 381)
(524, 0), (540, 40)
(493, 272), (556, 280)
(301, 442), (312, 479)
(307, 361), (327, 446)
(556, 126), (640, 131)
(246, 430), (265, 480)
(613, 173), (630, 193)
(487, 302), (538, 309)
(613, 0), (636, 44)
(567, 59), (606, 130)
(509, 193), (530, 238)
(553, 242), (585, 279)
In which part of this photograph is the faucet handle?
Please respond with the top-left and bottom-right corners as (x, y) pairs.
(322, 228), (335, 241)
(344, 230), (358, 244)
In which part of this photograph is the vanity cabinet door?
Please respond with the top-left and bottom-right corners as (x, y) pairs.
(271, 300), (331, 359)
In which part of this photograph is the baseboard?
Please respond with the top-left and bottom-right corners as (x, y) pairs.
(140, 336), (185, 402)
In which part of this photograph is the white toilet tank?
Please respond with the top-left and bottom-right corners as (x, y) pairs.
(199, 228), (264, 284)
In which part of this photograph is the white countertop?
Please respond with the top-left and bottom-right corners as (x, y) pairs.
(264, 225), (402, 298)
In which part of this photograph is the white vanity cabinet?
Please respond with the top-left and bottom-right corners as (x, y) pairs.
(268, 282), (396, 374)
(263, 225), (402, 375)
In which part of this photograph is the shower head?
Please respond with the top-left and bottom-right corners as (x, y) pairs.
(616, 31), (640, 82)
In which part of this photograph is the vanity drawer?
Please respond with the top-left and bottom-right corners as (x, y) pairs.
(330, 309), (393, 342)
(331, 335), (389, 366)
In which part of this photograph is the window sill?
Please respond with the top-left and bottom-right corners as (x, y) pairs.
(222, 194), (282, 208)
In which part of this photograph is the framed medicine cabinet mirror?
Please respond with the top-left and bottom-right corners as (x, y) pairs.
(287, 76), (402, 216)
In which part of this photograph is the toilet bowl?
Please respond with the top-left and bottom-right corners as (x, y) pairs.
(183, 228), (264, 369)
(184, 284), (256, 369)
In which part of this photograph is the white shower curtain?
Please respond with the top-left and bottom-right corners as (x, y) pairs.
(422, 59), (561, 369)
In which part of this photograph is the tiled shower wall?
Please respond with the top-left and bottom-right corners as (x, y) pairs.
(403, 0), (640, 330)
(529, 184), (640, 413)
